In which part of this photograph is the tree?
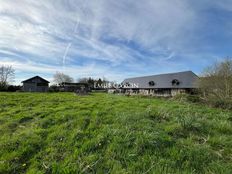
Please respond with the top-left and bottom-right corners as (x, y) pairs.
(96, 78), (103, 85)
(0, 65), (15, 90)
(199, 58), (232, 106)
(53, 72), (74, 85)
(77, 77), (110, 89)
(79, 77), (96, 88)
(87, 77), (95, 88)
(78, 77), (89, 83)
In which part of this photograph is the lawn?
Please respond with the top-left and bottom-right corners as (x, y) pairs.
(0, 92), (232, 174)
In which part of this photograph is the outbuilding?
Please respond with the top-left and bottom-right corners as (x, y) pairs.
(22, 76), (50, 92)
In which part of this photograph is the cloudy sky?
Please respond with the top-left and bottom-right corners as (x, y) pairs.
(0, 0), (232, 84)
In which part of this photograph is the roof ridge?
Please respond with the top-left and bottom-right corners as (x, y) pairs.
(123, 70), (195, 81)
(22, 76), (50, 83)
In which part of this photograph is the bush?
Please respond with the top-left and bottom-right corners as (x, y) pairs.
(174, 93), (232, 110)
(186, 95), (201, 103)
(49, 85), (60, 92)
(0, 85), (22, 92)
(199, 59), (232, 110)
(0, 86), (7, 91)
(7, 85), (22, 92)
(209, 98), (232, 110)
(172, 94), (188, 102)
(173, 94), (201, 103)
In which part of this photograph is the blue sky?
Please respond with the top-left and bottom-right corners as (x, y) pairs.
(0, 0), (232, 84)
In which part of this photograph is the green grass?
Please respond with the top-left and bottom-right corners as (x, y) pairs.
(0, 92), (232, 174)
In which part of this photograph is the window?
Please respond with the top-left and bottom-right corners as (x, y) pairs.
(148, 81), (155, 86)
(37, 83), (47, 86)
(171, 79), (180, 86)
(124, 82), (130, 87)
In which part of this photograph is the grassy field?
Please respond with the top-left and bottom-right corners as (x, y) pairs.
(0, 92), (232, 174)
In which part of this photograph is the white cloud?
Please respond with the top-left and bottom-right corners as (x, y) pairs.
(0, 0), (197, 60)
(0, 0), (230, 82)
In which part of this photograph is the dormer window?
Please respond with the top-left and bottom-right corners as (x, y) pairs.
(125, 82), (130, 87)
(148, 81), (155, 86)
(172, 79), (180, 86)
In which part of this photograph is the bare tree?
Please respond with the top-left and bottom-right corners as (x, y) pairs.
(199, 58), (232, 101)
(53, 72), (74, 85)
(0, 65), (15, 90)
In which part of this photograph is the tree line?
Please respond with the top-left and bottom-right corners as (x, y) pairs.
(51, 72), (110, 89)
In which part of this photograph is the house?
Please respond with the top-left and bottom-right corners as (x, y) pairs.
(121, 71), (199, 96)
(22, 76), (50, 92)
(60, 82), (90, 94)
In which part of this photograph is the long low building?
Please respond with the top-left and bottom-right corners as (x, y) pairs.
(121, 71), (199, 96)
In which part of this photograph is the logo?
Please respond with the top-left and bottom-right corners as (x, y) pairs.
(94, 82), (139, 89)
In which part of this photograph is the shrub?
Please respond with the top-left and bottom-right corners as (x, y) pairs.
(186, 95), (201, 103)
(49, 85), (60, 92)
(7, 85), (22, 92)
(173, 94), (201, 103)
(199, 59), (232, 110)
(211, 98), (232, 110)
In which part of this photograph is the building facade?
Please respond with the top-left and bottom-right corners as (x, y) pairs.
(121, 71), (199, 97)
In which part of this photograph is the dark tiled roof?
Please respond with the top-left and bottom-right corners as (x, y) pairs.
(22, 76), (50, 83)
(122, 71), (199, 89)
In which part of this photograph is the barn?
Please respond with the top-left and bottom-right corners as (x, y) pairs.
(122, 71), (199, 96)
(22, 76), (50, 92)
